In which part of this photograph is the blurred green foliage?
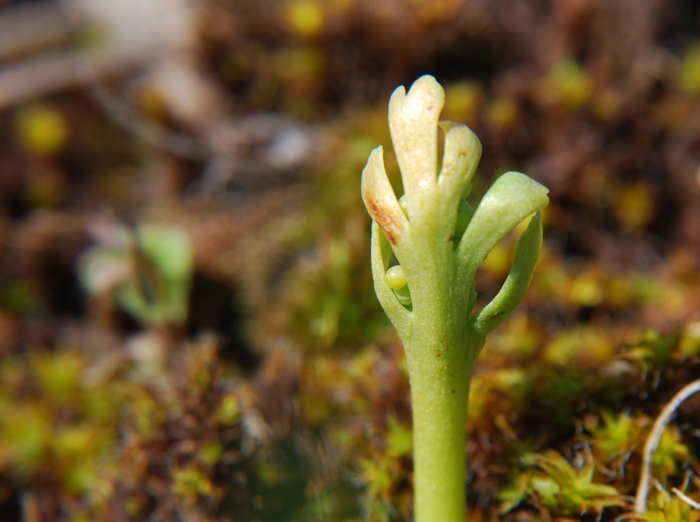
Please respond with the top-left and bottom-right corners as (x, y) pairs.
(78, 223), (193, 326)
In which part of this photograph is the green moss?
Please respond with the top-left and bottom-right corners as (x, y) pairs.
(32, 351), (83, 401)
(501, 450), (624, 516)
(199, 443), (224, 467)
(172, 466), (214, 498)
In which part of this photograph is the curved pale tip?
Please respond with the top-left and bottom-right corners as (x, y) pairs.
(438, 121), (482, 196)
(443, 123), (482, 163)
(361, 146), (386, 210)
(438, 120), (462, 133)
(389, 75), (445, 123)
(361, 145), (406, 246)
(440, 121), (480, 146)
(409, 75), (445, 107)
(389, 85), (407, 112)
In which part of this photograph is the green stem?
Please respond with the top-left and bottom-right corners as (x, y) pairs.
(406, 315), (485, 522)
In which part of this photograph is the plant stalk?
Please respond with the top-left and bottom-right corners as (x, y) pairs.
(406, 314), (484, 522)
(361, 75), (548, 522)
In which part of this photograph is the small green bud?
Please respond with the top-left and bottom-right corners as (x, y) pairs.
(386, 265), (407, 290)
(399, 195), (409, 216)
(386, 265), (411, 308)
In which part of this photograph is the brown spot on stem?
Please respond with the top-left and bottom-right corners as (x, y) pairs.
(447, 235), (454, 243)
(451, 389), (455, 394)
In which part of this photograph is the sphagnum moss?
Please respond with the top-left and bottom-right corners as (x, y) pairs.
(361, 75), (549, 522)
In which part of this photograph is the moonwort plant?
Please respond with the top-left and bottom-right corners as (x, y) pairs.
(361, 75), (549, 522)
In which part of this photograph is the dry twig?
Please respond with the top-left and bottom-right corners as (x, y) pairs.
(634, 379), (700, 513)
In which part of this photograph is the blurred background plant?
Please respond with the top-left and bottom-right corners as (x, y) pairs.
(78, 219), (193, 327)
(0, 0), (699, 520)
